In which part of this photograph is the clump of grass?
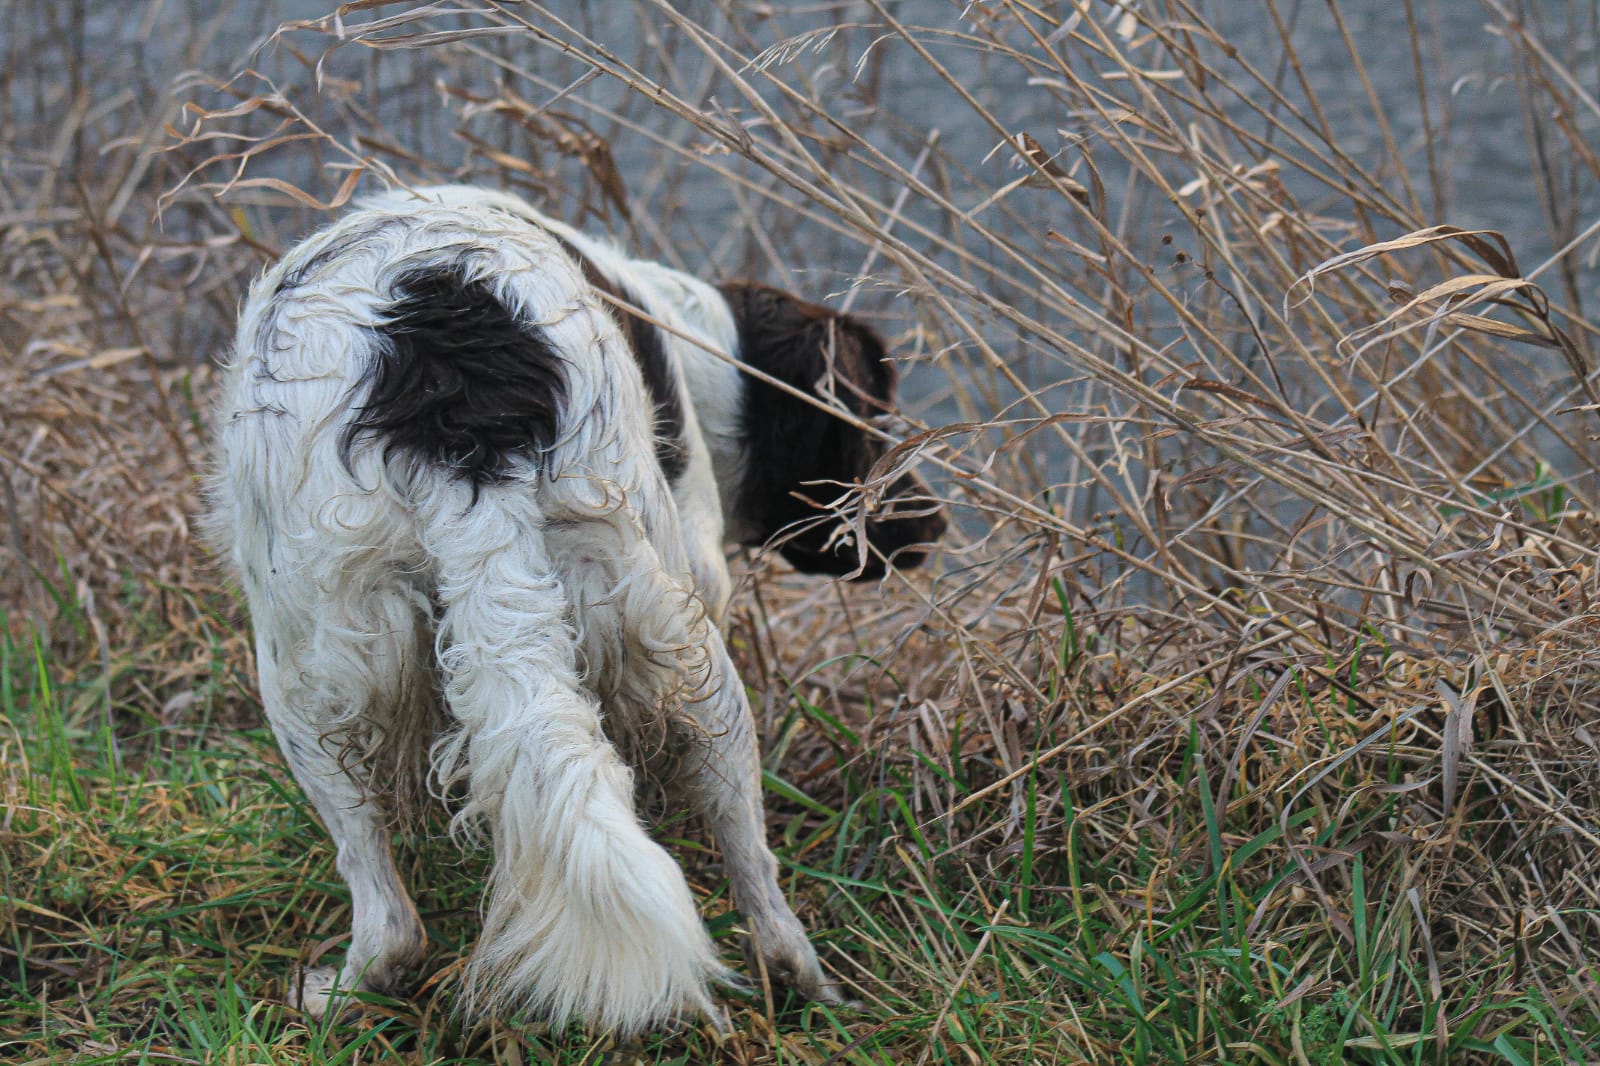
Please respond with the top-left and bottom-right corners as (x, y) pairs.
(5, 1), (1600, 1063)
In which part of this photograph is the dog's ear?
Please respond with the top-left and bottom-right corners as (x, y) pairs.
(717, 281), (895, 416)
(829, 313), (898, 416)
(718, 282), (944, 577)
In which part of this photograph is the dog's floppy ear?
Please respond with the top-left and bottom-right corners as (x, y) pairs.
(718, 281), (944, 577)
(826, 311), (898, 415)
(718, 281), (894, 417)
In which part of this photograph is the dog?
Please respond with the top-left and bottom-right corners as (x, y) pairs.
(204, 184), (946, 1035)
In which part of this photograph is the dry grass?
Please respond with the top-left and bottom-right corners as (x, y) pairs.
(4, 1), (1600, 1062)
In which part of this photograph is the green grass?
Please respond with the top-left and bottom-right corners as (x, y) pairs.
(3, 587), (1593, 1064)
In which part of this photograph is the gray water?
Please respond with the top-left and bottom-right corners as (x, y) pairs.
(8, 0), (1598, 509)
(31, 1), (1586, 275)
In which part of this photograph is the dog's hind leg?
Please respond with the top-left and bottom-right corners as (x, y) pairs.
(667, 636), (839, 1007)
(594, 484), (836, 1008)
(253, 627), (429, 1019)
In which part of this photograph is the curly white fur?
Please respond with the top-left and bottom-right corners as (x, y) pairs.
(206, 185), (834, 1035)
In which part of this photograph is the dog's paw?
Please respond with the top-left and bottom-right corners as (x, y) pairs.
(744, 916), (842, 1008)
(781, 957), (846, 1008)
(291, 964), (345, 1020)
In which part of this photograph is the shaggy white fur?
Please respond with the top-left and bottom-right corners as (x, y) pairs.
(206, 185), (934, 1035)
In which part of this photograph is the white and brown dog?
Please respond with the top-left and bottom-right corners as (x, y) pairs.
(205, 185), (945, 1035)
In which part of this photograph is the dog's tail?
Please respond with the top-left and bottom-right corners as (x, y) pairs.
(415, 476), (725, 1034)
(358, 253), (726, 1033)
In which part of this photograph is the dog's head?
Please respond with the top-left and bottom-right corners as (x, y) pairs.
(718, 281), (947, 580)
